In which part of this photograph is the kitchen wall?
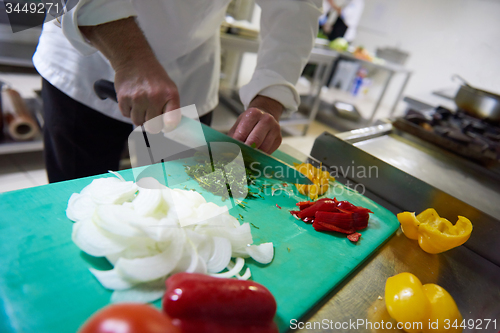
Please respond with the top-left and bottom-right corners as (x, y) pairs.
(354, 0), (500, 96)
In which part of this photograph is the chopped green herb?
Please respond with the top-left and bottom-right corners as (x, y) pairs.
(287, 247), (291, 253)
(239, 214), (244, 220)
(250, 223), (260, 229)
(251, 142), (257, 149)
(184, 152), (258, 200)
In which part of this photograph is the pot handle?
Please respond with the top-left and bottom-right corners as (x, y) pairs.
(452, 74), (472, 88)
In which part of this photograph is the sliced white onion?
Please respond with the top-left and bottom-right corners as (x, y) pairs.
(246, 242), (274, 264)
(89, 268), (135, 290)
(172, 239), (208, 275)
(67, 176), (275, 303)
(237, 267), (252, 280)
(111, 279), (166, 303)
(206, 237), (232, 273)
(108, 170), (126, 182)
(210, 257), (245, 278)
(89, 178), (137, 205)
(106, 253), (121, 265)
(94, 205), (145, 238)
(133, 188), (163, 217)
(186, 203), (230, 227)
(193, 211), (236, 229)
(197, 223), (253, 253)
(115, 229), (186, 282)
(136, 177), (168, 190)
(171, 189), (206, 225)
(72, 219), (128, 257)
(66, 193), (96, 222)
(174, 188), (206, 207)
(193, 236), (213, 264)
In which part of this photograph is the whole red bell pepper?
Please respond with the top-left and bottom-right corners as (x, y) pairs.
(163, 273), (278, 333)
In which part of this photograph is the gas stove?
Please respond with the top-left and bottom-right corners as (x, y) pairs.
(393, 106), (500, 163)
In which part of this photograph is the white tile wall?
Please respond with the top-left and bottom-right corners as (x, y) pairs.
(354, 0), (500, 98)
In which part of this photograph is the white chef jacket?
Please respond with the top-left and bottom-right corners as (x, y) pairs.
(342, 0), (365, 42)
(33, 0), (322, 123)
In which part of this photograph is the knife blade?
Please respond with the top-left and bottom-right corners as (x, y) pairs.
(201, 126), (313, 184)
(93, 79), (313, 185)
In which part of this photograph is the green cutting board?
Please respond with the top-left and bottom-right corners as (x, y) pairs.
(0, 125), (399, 333)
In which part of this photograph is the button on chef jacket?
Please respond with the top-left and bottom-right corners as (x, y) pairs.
(33, 0), (322, 123)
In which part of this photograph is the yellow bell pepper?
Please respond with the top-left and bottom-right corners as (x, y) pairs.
(397, 209), (473, 254)
(293, 163), (334, 200)
(422, 284), (463, 333)
(385, 273), (430, 333)
(385, 273), (462, 333)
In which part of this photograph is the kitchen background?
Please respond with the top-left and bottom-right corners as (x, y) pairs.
(0, 0), (499, 193)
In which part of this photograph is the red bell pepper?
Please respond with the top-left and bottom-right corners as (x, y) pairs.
(347, 232), (362, 242)
(290, 198), (372, 240)
(313, 220), (355, 234)
(296, 201), (313, 210)
(163, 273), (278, 333)
(297, 199), (337, 219)
(315, 211), (356, 232)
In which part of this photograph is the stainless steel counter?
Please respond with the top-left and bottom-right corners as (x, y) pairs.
(294, 231), (500, 332)
(352, 130), (500, 218)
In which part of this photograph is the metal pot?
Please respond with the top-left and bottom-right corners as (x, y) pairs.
(453, 75), (500, 122)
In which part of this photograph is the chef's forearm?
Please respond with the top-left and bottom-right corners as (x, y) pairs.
(79, 17), (157, 71)
(249, 95), (284, 121)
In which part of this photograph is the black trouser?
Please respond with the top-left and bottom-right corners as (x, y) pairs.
(42, 79), (213, 183)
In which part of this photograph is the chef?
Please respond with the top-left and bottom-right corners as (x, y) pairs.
(33, 0), (322, 183)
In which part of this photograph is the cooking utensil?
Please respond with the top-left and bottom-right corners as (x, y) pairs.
(452, 74), (500, 122)
(93, 79), (313, 185)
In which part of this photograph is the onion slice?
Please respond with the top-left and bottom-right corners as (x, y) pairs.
(114, 229), (186, 282)
(206, 237), (232, 273)
(210, 257), (245, 278)
(66, 193), (96, 222)
(88, 177), (137, 205)
(246, 242), (274, 264)
(72, 219), (128, 257)
(133, 188), (163, 217)
(110, 278), (166, 303)
(237, 267), (252, 280)
(94, 205), (145, 238)
(89, 268), (135, 290)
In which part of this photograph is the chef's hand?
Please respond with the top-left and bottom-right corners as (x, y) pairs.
(228, 95), (283, 154)
(80, 18), (180, 133)
(114, 61), (180, 132)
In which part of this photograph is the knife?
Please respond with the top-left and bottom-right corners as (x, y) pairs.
(93, 79), (313, 185)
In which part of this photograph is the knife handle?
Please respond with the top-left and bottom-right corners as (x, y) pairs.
(94, 80), (117, 103)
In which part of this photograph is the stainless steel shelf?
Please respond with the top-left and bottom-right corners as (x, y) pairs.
(0, 138), (43, 155)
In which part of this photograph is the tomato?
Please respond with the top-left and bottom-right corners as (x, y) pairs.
(78, 303), (180, 333)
